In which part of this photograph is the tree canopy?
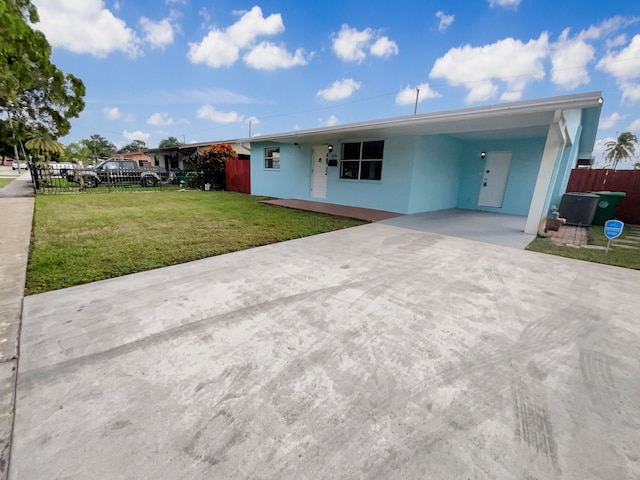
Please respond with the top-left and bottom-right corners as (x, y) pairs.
(118, 139), (146, 153)
(81, 134), (117, 160)
(603, 131), (638, 170)
(158, 136), (181, 148)
(0, 0), (85, 154)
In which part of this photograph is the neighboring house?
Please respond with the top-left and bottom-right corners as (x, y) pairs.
(119, 151), (153, 167)
(248, 92), (603, 234)
(144, 141), (250, 171)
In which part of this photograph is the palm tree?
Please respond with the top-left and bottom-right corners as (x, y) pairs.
(25, 131), (65, 163)
(603, 131), (638, 170)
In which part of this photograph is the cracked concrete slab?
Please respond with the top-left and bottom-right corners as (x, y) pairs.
(11, 222), (640, 479)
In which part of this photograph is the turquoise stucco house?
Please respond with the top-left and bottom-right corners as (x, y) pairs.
(248, 92), (603, 234)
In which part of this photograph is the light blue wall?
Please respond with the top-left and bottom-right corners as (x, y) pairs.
(250, 142), (312, 199)
(251, 134), (549, 217)
(325, 136), (414, 212)
(408, 135), (463, 213)
(251, 137), (416, 213)
(456, 138), (546, 216)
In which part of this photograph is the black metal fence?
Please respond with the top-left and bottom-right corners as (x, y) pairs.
(29, 164), (224, 194)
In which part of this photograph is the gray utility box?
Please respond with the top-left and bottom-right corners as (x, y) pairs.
(559, 192), (599, 226)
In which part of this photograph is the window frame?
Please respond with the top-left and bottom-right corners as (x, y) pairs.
(339, 141), (384, 181)
(264, 147), (281, 170)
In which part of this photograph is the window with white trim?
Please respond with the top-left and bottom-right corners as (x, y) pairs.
(264, 147), (280, 169)
(340, 141), (384, 180)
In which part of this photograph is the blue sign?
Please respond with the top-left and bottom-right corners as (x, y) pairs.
(604, 219), (624, 239)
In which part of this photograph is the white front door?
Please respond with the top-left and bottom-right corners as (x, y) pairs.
(478, 152), (512, 208)
(311, 145), (328, 198)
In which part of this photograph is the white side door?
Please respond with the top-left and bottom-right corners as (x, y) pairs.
(478, 152), (512, 208)
(311, 145), (328, 199)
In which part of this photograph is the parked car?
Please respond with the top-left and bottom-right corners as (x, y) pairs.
(48, 162), (77, 176)
(12, 160), (27, 170)
(66, 157), (167, 188)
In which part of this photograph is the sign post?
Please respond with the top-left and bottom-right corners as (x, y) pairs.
(604, 219), (624, 255)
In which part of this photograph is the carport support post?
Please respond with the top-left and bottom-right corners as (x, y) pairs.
(524, 118), (564, 235)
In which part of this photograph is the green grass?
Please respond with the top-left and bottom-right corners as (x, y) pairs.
(0, 178), (15, 188)
(526, 224), (640, 270)
(26, 191), (364, 294)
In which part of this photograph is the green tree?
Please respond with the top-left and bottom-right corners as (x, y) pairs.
(25, 130), (63, 162)
(64, 142), (92, 163)
(196, 143), (237, 189)
(118, 139), (146, 153)
(158, 136), (181, 148)
(80, 134), (116, 161)
(603, 132), (638, 170)
(0, 0), (85, 144)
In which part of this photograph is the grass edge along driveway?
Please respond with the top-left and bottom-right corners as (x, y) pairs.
(26, 191), (364, 295)
(526, 223), (640, 270)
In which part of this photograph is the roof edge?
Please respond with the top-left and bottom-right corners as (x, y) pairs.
(242, 91), (603, 144)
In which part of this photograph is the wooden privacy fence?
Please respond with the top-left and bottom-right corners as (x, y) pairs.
(226, 158), (251, 194)
(566, 169), (640, 225)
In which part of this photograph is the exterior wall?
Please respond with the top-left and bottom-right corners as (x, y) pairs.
(251, 142), (312, 199)
(326, 136), (413, 213)
(251, 137), (415, 213)
(252, 135), (549, 217)
(457, 137), (546, 216)
(408, 135), (463, 213)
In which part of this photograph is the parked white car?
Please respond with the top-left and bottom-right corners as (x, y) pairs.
(12, 160), (27, 170)
(48, 162), (77, 176)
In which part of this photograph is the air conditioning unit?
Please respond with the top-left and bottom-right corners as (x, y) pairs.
(576, 155), (595, 168)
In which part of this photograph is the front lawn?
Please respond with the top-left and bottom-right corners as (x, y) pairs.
(26, 191), (364, 294)
(526, 224), (640, 270)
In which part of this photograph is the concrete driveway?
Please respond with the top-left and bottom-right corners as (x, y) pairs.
(11, 223), (640, 479)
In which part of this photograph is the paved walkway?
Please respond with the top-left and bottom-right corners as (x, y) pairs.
(260, 198), (402, 222)
(0, 171), (34, 479)
(546, 225), (588, 246)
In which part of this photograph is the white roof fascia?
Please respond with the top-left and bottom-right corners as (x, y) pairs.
(242, 91), (603, 144)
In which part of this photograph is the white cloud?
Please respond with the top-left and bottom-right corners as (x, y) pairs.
(245, 116), (260, 126)
(139, 17), (174, 50)
(429, 33), (549, 103)
(331, 24), (398, 63)
(488, 0), (521, 8)
(607, 34), (627, 49)
(395, 83), (442, 106)
(551, 28), (595, 89)
(599, 112), (627, 130)
(196, 105), (244, 123)
(597, 34), (640, 103)
(123, 130), (150, 144)
(370, 36), (399, 57)
(32, 0), (141, 57)
(103, 107), (122, 120)
(435, 11), (454, 32)
(319, 115), (339, 127)
(113, 1), (120, 11)
(332, 24), (372, 63)
(187, 6), (284, 68)
(243, 42), (309, 70)
(147, 112), (174, 126)
(628, 119), (640, 131)
(316, 79), (361, 101)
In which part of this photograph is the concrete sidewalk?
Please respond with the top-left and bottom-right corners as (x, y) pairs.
(0, 171), (34, 479)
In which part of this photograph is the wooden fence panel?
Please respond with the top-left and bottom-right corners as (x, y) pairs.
(226, 159), (251, 194)
(566, 169), (640, 224)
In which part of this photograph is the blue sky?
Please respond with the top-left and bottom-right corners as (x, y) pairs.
(32, 0), (640, 165)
